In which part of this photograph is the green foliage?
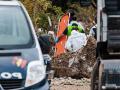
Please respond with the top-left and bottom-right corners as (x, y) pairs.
(21, 0), (63, 32)
(36, 13), (49, 31)
(21, 0), (96, 33)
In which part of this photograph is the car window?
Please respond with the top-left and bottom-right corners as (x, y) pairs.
(0, 6), (34, 49)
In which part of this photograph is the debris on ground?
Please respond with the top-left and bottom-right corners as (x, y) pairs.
(51, 77), (90, 86)
(50, 77), (90, 90)
(52, 36), (96, 78)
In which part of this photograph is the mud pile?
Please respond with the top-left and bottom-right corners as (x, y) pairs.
(52, 36), (96, 78)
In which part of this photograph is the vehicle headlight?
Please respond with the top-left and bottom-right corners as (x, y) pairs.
(25, 61), (46, 87)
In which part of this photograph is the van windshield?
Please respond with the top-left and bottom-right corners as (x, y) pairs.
(0, 6), (34, 49)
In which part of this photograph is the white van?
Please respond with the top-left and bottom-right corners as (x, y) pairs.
(0, 0), (49, 90)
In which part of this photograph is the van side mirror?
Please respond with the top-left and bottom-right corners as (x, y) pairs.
(79, 0), (92, 7)
(38, 34), (53, 54)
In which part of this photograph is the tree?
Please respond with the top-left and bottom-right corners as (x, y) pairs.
(21, 0), (63, 33)
(21, 0), (96, 34)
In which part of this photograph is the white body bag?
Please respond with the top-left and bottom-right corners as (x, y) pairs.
(65, 30), (87, 52)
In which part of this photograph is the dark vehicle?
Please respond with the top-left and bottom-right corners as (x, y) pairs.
(80, 0), (120, 90)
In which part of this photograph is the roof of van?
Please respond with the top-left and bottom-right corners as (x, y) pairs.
(0, 0), (20, 6)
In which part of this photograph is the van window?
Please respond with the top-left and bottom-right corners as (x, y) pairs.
(0, 6), (34, 49)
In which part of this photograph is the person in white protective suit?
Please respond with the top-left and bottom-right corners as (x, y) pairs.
(64, 20), (87, 52)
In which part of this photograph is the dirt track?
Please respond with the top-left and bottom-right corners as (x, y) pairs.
(51, 85), (90, 90)
(50, 77), (90, 90)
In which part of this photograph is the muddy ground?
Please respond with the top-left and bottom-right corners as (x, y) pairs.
(52, 36), (96, 78)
